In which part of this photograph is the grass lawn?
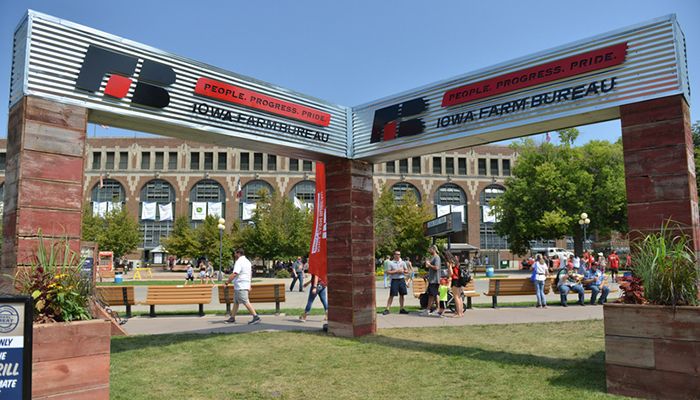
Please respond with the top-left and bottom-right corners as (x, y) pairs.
(111, 320), (622, 400)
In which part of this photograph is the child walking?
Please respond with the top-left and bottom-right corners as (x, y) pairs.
(438, 278), (449, 316)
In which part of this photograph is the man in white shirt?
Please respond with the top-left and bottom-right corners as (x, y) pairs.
(225, 248), (261, 325)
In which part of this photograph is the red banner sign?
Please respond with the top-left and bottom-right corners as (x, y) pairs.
(442, 42), (627, 108)
(194, 77), (331, 127)
(308, 162), (327, 284)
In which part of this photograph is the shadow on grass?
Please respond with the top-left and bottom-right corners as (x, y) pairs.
(355, 334), (606, 393)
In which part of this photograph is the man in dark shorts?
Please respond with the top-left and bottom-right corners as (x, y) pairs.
(382, 249), (408, 315)
(422, 245), (441, 315)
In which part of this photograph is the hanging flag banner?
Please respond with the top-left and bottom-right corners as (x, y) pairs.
(293, 196), (305, 210)
(241, 203), (257, 220)
(437, 204), (465, 223)
(308, 162), (327, 283)
(92, 201), (108, 217)
(235, 179), (243, 200)
(0, 296), (32, 400)
(141, 201), (157, 220)
(108, 202), (123, 213)
(192, 202), (207, 220)
(482, 205), (497, 223)
(207, 202), (222, 218)
(159, 203), (173, 221)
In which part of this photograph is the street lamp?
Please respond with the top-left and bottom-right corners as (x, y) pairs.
(578, 213), (591, 251)
(217, 217), (226, 282)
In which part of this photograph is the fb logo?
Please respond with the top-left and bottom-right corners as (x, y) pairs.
(369, 97), (428, 144)
(76, 45), (176, 108)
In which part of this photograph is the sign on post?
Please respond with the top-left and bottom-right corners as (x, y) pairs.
(0, 296), (32, 400)
(424, 212), (462, 237)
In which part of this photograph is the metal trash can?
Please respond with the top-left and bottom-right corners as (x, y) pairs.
(114, 273), (123, 284)
(500, 260), (509, 269)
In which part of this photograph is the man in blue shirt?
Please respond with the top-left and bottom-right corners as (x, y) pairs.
(583, 263), (610, 305)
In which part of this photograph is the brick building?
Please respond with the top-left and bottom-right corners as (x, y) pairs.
(0, 136), (544, 263)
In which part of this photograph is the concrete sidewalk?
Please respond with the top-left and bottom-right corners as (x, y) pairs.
(122, 304), (604, 335)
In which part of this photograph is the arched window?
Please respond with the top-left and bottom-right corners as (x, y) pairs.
(139, 179), (176, 250)
(434, 183), (467, 233)
(289, 180), (315, 205)
(435, 183), (465, 205)
(240, 180), (274, 220)
(480, 184), (508, 249)
(90, 179), (126, 216)
(392, 182), (421, 203)
(241, 180), (274, 203)
(189, 179), (226, 229)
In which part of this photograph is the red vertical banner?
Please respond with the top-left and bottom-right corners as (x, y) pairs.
(308, 162), (327, 283)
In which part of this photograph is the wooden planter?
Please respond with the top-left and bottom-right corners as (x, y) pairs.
(32, 319), (111, 399)
(604, 303), (700, 399)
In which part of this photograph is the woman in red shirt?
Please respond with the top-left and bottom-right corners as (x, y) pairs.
(449, 253), (464, 317)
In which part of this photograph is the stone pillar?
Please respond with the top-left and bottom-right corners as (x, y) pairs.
(1, 97), (87, 293)
(326, 158), (376, 337)
(620, 95), (699, 249)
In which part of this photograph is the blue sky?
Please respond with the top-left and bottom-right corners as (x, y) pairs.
(1, 0), (698, 145)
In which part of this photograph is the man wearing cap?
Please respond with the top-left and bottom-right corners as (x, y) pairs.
(556, 261), (585, 306)
(583, 262), (610, 304)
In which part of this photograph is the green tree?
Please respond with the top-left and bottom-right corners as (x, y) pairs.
(373, 185), (432, 260)
(192, 215), (234, 270)
(374, 185), (398, 258)
(82, 207), (140, 259)
(393, 190), (433, 260)
(557, 128), (580, 147)
(237, 190), (312, 262)
(81, 205), (102, 243)
(491, 137), (626, 255)
(161, 216), (197, 259)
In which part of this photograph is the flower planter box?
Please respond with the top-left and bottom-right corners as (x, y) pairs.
(32, 319), (111, 399)
(604, 303), (700, 399)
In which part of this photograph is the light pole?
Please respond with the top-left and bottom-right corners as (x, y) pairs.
(217, 217), (226, 282)
(578, 213), (591, 252)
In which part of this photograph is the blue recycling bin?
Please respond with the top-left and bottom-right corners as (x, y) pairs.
(485, 266), (495, 277)
(114, 273), (123, 284)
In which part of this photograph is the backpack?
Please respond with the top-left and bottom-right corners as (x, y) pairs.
(458, 264), (472, 286)
(419, 292), (429, 309)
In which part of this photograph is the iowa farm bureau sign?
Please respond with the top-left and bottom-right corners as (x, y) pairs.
(10, 12), (690, 161)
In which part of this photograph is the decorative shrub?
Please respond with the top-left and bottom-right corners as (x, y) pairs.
(629, 221), (699, 306)
(275, 269), (291, 279)
(375, 268), (384, 277)
(14, 234), (93, 323)
(617, 275), (646, 304)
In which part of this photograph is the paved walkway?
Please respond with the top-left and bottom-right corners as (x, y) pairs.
(112, 268), (613, 336)
(122, 305), (604, 335)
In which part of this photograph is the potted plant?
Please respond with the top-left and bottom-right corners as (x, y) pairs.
(604, 221), (700, 399)
(12, 234), (111, 400)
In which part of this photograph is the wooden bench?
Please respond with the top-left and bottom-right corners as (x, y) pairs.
(97, 270), (115, 282)
(141, 285), (213, 317)
(217, 283), (286, 315)
(96, 286), (136, 318)
(484, 277), (553, 308)
(553, 277), (618, 295)
(412, 278), (480, 309)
